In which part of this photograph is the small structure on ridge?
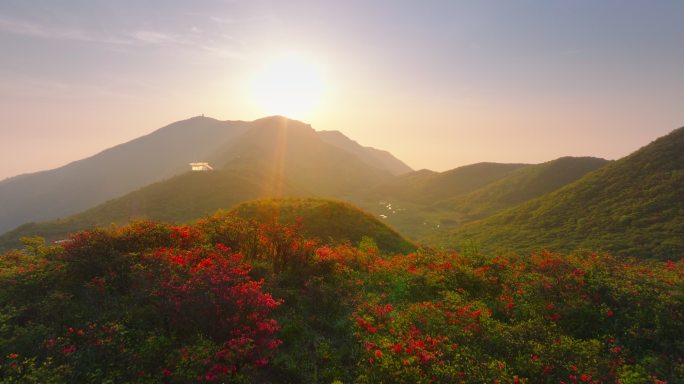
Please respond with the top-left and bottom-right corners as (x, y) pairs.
(189, 162), (213, 171)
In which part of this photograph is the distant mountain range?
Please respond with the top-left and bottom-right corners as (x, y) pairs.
(352, 157), (608, 240)
(0, 116), (411, 234)
(437, 156), (610, 221)
(1, 116), (682, 260)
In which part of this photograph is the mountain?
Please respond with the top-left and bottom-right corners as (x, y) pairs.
(367, 162), (529, 204)
(229, 198), (416, 254)
(444, 127), (684, 259)
(439, 156), (609, 221)
(0, 118), (398, 250)
(317, 130), (413, 175)
(0, 116), (248, 234)
(350, 163), (530, 239)
(356, 158), (606, 240)
(0, 116), (405, 234)
(206, 116), (392, 198)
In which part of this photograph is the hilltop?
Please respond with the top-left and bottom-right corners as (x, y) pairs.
(229, 198), (416, 254)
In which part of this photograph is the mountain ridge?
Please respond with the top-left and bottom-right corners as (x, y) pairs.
(317, 130), (413, 175)
(0, 116), (408, 234)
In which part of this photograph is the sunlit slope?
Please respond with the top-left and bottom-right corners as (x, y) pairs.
(445, 127), (684, 259)
(230, 198), (416, 254)
(208, 116), (393, 198)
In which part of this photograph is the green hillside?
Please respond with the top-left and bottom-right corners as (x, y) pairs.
(368, 162), (529, 204)
(444, 127), (684, 259)
(230, 198), (416, 254)
(352, 162), (531, 239)
(440, 156), (609, 221)
(0, 169), (290, 250)
(355, 158), (606, 240)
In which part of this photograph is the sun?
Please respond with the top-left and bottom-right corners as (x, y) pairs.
(250, 54), (326, 118)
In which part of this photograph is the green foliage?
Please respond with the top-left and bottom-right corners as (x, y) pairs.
(368, 163), (529, 205)
(439, 156), (609, 221)
(446, 127), (684, 259)
(356, 157), (607, 241)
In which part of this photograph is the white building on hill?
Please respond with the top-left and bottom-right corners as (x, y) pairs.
(189, 162), (213, 171)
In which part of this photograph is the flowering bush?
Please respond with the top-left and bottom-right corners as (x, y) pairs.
(148, 244), (282, 381)
(1, 214), (683, 383)
(0, 220), (284, 383)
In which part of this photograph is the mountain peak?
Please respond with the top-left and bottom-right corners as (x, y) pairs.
(252, 115), (310, 127)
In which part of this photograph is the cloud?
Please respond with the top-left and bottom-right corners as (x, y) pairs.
(209, 14), (276, 25)
(0, 14), (247, 60)
(199, 44), (246, 60)
(0, 15), (140, 45)
(0, 15), (93, 41)
(126, 30), (186, 45)
(0, 15), (189, 47)
(210, 16), (239, 25)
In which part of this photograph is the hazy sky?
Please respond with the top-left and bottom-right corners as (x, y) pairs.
(1, 0), (683, 179)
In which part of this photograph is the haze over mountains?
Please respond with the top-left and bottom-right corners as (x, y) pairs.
(1, 116), (682, 260)
(0, 116), (410, 234)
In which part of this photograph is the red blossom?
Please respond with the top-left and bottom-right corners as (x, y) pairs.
(62, 346), (76, 355)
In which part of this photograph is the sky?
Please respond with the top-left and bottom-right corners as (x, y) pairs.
(1, 0), (683, 179)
